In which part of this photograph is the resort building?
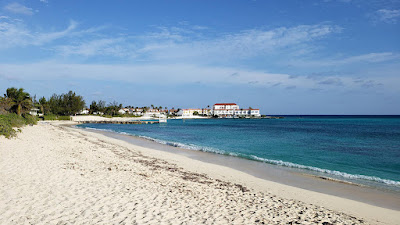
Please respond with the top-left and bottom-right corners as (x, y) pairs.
(212, 103), (261, 117)
(159, 109), (169, 114)
(169, 109), (178, 115)
(131, 108), (144, 116)
(234, 109), (261, 117)
(117, 108), (127, 114)
(202, 108), (212, 116)
(177, 109), (202, 116)
(212, 103), (240, 117)
(145, 109), (161, 117)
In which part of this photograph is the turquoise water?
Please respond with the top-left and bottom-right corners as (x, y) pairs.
(78, 116), (400, 190)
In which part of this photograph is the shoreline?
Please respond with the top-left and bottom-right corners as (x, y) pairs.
(1, 121), (399, 224)
(77, 124), (400, 211)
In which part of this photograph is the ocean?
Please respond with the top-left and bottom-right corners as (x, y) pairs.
(78, 116), (400, 191)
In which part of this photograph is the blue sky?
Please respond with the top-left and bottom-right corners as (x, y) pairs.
(0, 0), (399, 114)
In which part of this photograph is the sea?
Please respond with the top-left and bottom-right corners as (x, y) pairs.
(78, 116), (400, 192)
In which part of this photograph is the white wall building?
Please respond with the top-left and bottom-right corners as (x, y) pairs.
(177, 109), (202, 117)
(29, 108), (39, 116)
(212, 103), (261, 117)
(202, 108), (212, 116)
(212, 103), (239, 117)
(79, 108), (89, 115)
(131, 108), (144, 116)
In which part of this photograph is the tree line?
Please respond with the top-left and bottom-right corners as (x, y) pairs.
(1, 87), (179, 118)
(1, 87), (86, 116)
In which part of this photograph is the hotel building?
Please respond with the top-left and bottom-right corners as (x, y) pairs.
(212, 103), (260, 117)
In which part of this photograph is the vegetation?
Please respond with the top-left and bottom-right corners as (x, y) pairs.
(42, 115), (71, 121)
(0, 87), (86, 138)
(0, 113), (37, 138)
(47, 91), (85, 115)
(89, 100), (106, 114)
(5, 88), (32, 116)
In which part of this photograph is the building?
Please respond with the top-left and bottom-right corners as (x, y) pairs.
(118, 108), (127, 114)
(212, 103), (239, 117)
(249, 109), (261, 117)
(169, 109), (178, 115)
(212, 103), (261, 117)
(145, 109), (161, 117)
(201, 108), (212, 116)
(131, 108), (144, 116)
(177, 109), (202, 117)
(159, 109), (169, 114)
(79, 108), (89, 115)
(234, 108), (261, 117)
(29, 108), (39, 116)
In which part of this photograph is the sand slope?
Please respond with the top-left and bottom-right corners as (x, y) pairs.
(0, 122), (398, 224)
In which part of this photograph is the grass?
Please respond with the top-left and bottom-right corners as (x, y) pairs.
(0, 113), (38, 138)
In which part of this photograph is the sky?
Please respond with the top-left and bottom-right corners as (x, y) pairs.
(0, 0), (399, 114)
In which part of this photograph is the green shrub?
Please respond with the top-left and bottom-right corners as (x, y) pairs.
(43, 114), (58, 120)
(43, 114), (70, 120)
(0, 113), (38, 138)
(0, 115), (16, 138)
(57, 115), (71, 120)
(22, 114), (38, 125)
(3, 113), (26, 127)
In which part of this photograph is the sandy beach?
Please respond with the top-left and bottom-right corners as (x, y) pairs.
(1, 122), (399, 224)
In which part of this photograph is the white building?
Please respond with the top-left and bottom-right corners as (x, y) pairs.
(29, 108), (39, 116)
(118, 108), (126, 114)
(131, 108), (144, 116)
(249, 109), (261, 117)
(212, 103), (239, 117)
(212, 103), (261, 117)
(145, 109), (161, 117)
(234, 109), (261, 117)
(202, 108), (212, 116)
(79, 108), (89, 115)
(177, 109), (202, 117)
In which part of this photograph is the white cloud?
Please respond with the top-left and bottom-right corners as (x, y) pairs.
(131, 24), (342, 63)
(55, 38), (131, 57)
(0, 62), (394, 91)
(35, 20), (78, 44)
(24, 23), (340, 64)
(288, 52), (400, 67)
(0, 18), (78, 48)
(375, 9), (400, 24)
(4, 3), (34, 16)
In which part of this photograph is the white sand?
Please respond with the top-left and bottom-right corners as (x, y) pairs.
(0, 122), (399, 224)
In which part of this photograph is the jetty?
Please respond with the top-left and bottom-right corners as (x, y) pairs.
(71, 115), (164, 124)
(77, 120), (159, 124)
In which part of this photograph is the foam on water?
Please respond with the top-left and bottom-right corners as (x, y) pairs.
(249, 156), (400, 186)
(81, 125), (400, 187)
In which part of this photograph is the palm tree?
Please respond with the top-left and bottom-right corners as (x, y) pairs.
(6, 87), (32, 116)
